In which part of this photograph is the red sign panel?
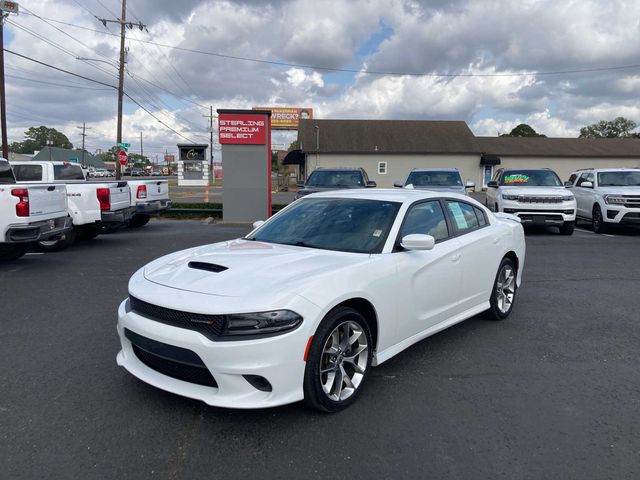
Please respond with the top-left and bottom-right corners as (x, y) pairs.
(118, 150), (128, 165)
(219, 114), (267, 145)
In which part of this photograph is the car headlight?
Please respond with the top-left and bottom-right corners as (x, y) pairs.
(502, 194), (519, 201)
(221, 310), (303, 338)
(561, 195), (574, 201)
(603, 195), (625, 205)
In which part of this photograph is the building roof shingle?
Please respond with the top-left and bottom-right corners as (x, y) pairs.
(32, 147), (105, 167)
(476, 136), (640, 158)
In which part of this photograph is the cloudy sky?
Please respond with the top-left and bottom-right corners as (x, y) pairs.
(4, 0), (640, 160)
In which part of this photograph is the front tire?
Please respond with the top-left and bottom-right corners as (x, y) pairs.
(76, 224), (101, 241)
(486, 257), (517, 320)
(559, 221), (575, 235)
(303, 307), (372, 413)
(0, 243), (28, 261)
(592, 205), (607, 234)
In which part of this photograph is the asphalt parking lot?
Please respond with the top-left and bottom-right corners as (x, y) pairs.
(1, 220), (639, 479)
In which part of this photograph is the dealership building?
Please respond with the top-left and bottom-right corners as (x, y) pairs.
(292, 120), (640, 190)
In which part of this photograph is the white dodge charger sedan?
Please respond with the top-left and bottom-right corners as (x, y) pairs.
(116, 189), (525, 412)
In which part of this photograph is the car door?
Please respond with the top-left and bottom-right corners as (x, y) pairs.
(574, 172), (595, 218)
(486, 169), (503, 210)
(443, 200), (500, 311)
(393, 200), (464, 341)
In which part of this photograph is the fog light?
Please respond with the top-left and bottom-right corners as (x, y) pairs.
(243, 375), (272, 392)
(607, 210), (618, 219)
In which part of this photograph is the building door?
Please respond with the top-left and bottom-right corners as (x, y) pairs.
(482, 164), (493, 188)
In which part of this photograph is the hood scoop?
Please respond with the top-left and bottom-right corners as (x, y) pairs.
(187, 261), (228, 273)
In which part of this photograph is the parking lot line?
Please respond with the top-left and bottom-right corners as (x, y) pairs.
(575, 228), (615, 237)
(25, 252), (45, 255)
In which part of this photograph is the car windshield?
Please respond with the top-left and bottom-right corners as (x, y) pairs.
(54, 164), (85, 180)
(500, 170), (562, 186)
(406, 171), (462, 187)
(306, 170), (364, 187)
(597, 171), (640, 187)
(248, 198), (401, 254)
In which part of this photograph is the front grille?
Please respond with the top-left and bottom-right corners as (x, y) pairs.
(517, 196), (564, 204)
(505, 208), (573, 214)
(129, 296), (224, 339)
(125, 328), (218, 387)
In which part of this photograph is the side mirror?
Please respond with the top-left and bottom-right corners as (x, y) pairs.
(487, 181), (498, 188)
(564, 181), (574, 188)
(366, 180), (377, 188)
(579, 181), (593, 189)
(465, 181), (476, 189)
(252, 220), (265, 229)
(296, 181), (305, 187)
(400, 234), (435, 251)
(393, 180), (404, 188)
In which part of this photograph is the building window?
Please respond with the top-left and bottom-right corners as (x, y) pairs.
(378, 162), (387, 175)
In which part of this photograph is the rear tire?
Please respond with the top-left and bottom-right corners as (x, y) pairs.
(0, 243), (28, 261)
(485, 257), (517, 321)
(559, 221), (575, 236)
(128, 214), (150, 228)
(303, 307), (373, 413)
(36, 228), (77, 252)
(76, 224), (101, 241)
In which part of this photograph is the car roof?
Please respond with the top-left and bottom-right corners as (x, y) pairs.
(311, 167), (364, 172)
(303, 188), (471, 204)
(573, 167), (640, 173)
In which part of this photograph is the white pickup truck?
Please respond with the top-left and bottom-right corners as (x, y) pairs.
(0, 158), (72, 260)
(11, 161), (135, 251)
(125, 179), (171, 228)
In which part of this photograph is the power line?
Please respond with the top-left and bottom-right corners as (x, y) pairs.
(4, 49), (199, 143)
(5, 73), (113, 90)
(14, 12), (640, 79)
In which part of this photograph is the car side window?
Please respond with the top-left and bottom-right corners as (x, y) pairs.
(12, 164), (43, 182)
(568, 173), (578, 185)
(400, 201), (449, 242)
(576, 172), (594, 186)
(492, 170), (502, 182)
(446, 201), (481, 235)
(474, 206), (487, 226)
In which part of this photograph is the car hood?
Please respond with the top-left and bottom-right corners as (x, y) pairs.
(143, 239), (368, 297)
(501, 186), (571, 196)
(597, 186), (640, 195)
(409, 185), (466, 194)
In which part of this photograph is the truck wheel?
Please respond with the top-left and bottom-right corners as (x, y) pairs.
(128, 214), (150, 228)
(76, 224), (101, 240)
(592, 205), (607, 234)
(0, 243), (28, 261)
(36, 228), (77, 252)
(100, 223), (121, 234)
(559, 222), (575, 235)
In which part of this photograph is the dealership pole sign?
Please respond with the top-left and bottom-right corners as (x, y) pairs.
(218, 114), (267, 144)
(252, 107), (313, 130)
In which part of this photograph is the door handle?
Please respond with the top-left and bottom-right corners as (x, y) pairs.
(451, 253), (461, 262)
(492, 237), (500, 245)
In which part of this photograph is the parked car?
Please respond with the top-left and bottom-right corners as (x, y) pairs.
(394, 168), (475, 194)
(0, 159), (72, 260)
(151, 170), (162, 177)
(116, 189), (525, 411)
(11, 161), (135, 251)
(567, 168), (640, 233)
(485, 168), (576, 235)
(126, 179), (171, 228)
(131, 168), (143, 177)
(295, 167), (376, 199)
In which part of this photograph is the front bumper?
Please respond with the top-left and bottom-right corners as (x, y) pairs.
(502, 200), (576, 226)
(101, 206), (136, 223)
(135, 199), (171, 215)
(5, 215), (72, 243)
(116, 296), (318, 409)
(602, 206), (640, 225)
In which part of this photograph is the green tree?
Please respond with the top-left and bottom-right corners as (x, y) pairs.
(288, 140), (299, 151)
(10, 126), (73, 153)
(579, 117), (638, 138)
(500, 123), (546, 137)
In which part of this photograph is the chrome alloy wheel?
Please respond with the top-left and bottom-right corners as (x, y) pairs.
(495, 264), (516, 314)
(319, 321), (369, 401)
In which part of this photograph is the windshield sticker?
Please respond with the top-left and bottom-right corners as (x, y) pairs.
(448, 203), (468, 229)
(372, 229), (383, 237)
(503, 174), (530, 184)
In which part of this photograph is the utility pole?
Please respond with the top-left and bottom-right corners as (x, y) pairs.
(203, 106), (214, 181)
(0, 10), (11, 159)
(140, 131), (143, 160)
(76, 122), (91, 167)
(96, 1), (146, 179)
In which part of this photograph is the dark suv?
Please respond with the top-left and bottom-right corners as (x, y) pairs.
(295, 168), (376, 199)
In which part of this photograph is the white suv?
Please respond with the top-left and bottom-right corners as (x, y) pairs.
(567, 168), (640, 233)
(486, 168), (576, 235)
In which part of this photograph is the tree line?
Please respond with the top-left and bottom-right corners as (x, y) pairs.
(500, 117), (640, 138)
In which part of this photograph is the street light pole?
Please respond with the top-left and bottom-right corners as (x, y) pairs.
(115, 0), (127, 180)
(0, 13), (9, 159)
